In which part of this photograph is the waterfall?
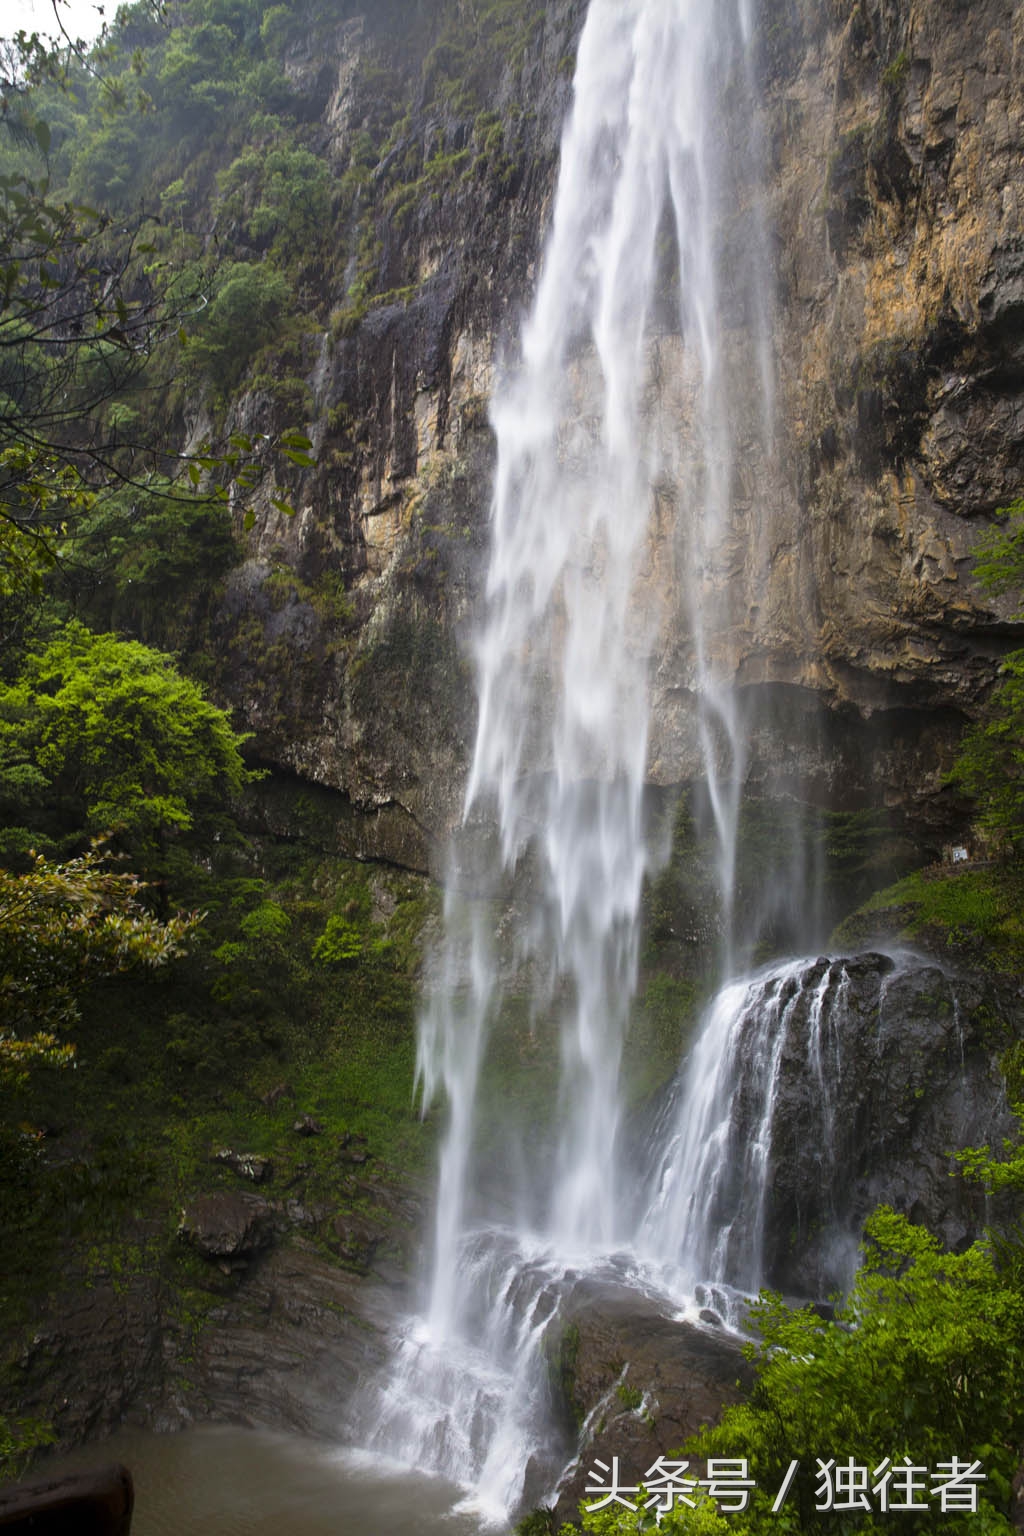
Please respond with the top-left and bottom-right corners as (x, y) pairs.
(635, 958), (846, 1322)
(365, 0), (777, 1516)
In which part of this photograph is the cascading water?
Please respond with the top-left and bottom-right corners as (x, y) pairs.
(636, 958), (847, 1320)
(366, 0), (785, 1516)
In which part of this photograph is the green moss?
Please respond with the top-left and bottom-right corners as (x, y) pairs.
(547, 1320), (583, 1429)
(247, 370), (313, 417)
(259, 563), (355, 630)
(349, 612), (469, 729)
(1001, 1040), (1024, 1105)
(625, 972), (700, 1108)
(832, 862), (1024, 970)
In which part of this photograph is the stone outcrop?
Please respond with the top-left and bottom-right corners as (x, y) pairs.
(208, 1), (587, 862)
(746, 0), (1024, 801)
(549, 1282), (754, 1527)
(11, 1198), (414, 1459)
(178, 1193), (279, 1266)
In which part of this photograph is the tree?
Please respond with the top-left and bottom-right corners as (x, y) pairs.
(63, 473), (239, 642)
(180, 258), (291, 394)
(0, 120), (312, 610)
(0, 622), (254, 861)
(218, 145), (333, 252)
(0, 843), (198, 1086)
(949, 652), (1024, 846)
(0, 167), (313, 602)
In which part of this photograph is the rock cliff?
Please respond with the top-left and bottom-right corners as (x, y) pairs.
(208, 0), (1024, 866)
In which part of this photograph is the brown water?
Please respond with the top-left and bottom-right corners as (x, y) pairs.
(42, 1425), (506, 1535)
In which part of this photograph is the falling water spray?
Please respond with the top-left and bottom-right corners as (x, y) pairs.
(366, 0), (774, 1513)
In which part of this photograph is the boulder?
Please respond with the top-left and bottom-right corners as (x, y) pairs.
(550, 1279), (753, 1527)
(0, 1463), (133, 1536)
(177, 1193), (277, 1265)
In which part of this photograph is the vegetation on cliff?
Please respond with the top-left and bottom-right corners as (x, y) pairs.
(832, 501), (1024, 971)
(0, 845), (198, 1086)
(544, 1119), (1024, 1534)
(948, 501), (1024, 851)
(559, 1190), (1024, 1534)
(0, 623), (254, 861)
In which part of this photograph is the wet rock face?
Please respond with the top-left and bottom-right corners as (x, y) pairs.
(649, 0), (1024, 831)
(210, 0), (587, 861)
(14, 1189), (418, 1459)
(731, 951), (1016, 1297)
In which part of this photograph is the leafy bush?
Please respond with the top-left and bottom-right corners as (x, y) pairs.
(571, 1152), (1024, 1536)
(312, 914), (365, 964)
(0, 845), (198, 1085)
(0, 623), (252, 859)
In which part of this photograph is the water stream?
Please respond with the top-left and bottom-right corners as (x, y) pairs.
(366, 0), (800, 1517)
(636, 958), (848, 1320)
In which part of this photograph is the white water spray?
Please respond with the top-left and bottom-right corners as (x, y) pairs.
(366, 0), (776, 1513)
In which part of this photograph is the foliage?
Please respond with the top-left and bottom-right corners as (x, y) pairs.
(312, 912), (366, 965)
(0, 623), (253, 860)
(67, 475), (238, 639)
(0, 0), (547, 530)
(217, 144), (334, 254)
(0, 166), (204, 593)
(571, 1205), (1024, 1533)
(180, 259), (291, 395)
(949, 649), (1024, 847)
(0, 843), (197, 1085)
(969, 500), (1024, 597)
(0, 1411), (55, 1484)
(577, 1494), (730, 1536)
(0, 830), (437, 1352)
(0, 156), (312, 616)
